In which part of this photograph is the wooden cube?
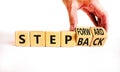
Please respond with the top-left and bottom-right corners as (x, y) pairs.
(15, 31), (30, 46)
(45, 32), (60, 47)
(60, 31), (75, 47)
(90, 27), (107, 46)
(76, 27), (92, 46)
(30, 31), (45, 47)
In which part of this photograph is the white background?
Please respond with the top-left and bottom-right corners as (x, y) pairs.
(0, 0), (120, 72)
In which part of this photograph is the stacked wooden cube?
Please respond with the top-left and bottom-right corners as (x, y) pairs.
(15, 27), (107, 47)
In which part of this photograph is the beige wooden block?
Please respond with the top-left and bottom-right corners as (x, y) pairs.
(30, 31), (45, 47)
(46, 32), (60, 47)
(15, 31), (30, 46)
(90, 27), (107, 46)
(76, 27), (92, 46)
(60, 31), (75, 47)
